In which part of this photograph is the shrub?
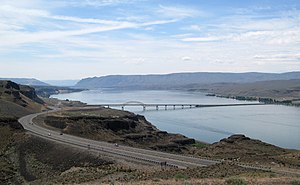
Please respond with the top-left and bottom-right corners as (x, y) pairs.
(191, 142), (208, 149)
(174, 173), (189, 181)
(225, 177), (247, 185)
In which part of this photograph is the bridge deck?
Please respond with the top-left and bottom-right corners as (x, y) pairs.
(97, 103), (263, 107)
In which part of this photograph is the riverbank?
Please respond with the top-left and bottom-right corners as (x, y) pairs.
(51, 89), (300, 150)
(185, 79), (300, 107)
(204, 93), (300, 107)
(33, 85), (85, 98)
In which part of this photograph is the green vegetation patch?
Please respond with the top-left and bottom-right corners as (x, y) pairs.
(191, 141), (208, 149)
(225, 177), (247, 185)
(174, 172), (189, 181)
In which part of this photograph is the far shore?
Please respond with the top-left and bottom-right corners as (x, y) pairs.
(203, 93), (300, 107)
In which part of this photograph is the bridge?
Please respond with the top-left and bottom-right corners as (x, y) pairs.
(98, 101), (264, 111)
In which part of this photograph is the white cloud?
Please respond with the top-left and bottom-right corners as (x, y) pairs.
(0, 1), (299, 79)
(181, 56), (192, 61)
(123, 57), (145, 65)
(182, 27), (300, 45)
(181, 36), (226, 42)
(181, 24), (202, 31)
(64, 0), (142, 7)
(0, 4), (128, 26)
(170, 33), (193, 38)
(157, 5), (203, 19)
(0, 4), (177, 48)
(0, 20), (171, 47)
(232, 29), (300, 45)
(0, 0), (42, 8)
(0, 5), (48, 17)
(253, 53), (300, 61)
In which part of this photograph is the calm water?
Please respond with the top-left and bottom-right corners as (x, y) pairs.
(52, 90), (300, 149)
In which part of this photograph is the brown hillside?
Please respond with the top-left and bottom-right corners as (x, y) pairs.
(0, 80), (45, 117)
(194, 134), (300, 169)
(197, 79), (300, 101)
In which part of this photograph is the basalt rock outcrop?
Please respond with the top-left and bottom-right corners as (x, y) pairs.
(0, 80), (44, 104)
(0, 80), (45, 117)
(43, 109), (195, 153)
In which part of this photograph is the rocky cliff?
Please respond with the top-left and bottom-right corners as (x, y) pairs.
(0, 80), (45, 117)
(43, 108), (195, 153)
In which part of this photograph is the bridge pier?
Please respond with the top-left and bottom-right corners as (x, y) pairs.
(182, 105), (184, 109)
(173, 105), (175, 110)
(190, 105), (192, 108)
(143, 106), (146, 111)
(156, 105), (158, 110)
(165, 105), (167, 110)
(122, 106), (124, 111)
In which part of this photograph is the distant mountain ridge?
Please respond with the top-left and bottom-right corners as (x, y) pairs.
(75, 72), (300, 89)
(44, 80), (79, 87)
(191, 79), (300, 102)
(0, 78), (49, 86)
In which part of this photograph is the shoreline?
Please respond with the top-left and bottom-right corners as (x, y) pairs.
(204, 93), (300, 107)
(48, 90), (300, 150)
(50, 88), (300, 108)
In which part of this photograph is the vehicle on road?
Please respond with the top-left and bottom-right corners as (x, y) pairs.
(48, 133), (51, 136)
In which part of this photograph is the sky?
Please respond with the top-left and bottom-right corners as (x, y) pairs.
(0, 0), (300, 80)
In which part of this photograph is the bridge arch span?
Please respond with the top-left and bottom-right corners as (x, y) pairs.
(122, 101), (145, 106)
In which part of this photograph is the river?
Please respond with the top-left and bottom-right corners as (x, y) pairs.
(51, 89), (300, 150)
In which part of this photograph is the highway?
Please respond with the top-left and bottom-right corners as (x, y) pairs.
(18, 108), (219, 169)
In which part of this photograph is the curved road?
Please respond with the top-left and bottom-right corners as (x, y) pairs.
(18, 107), (219, 169)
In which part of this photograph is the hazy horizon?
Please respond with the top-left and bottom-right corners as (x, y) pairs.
(1, 71), (300, 81)
(1, 0), (299, 80)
